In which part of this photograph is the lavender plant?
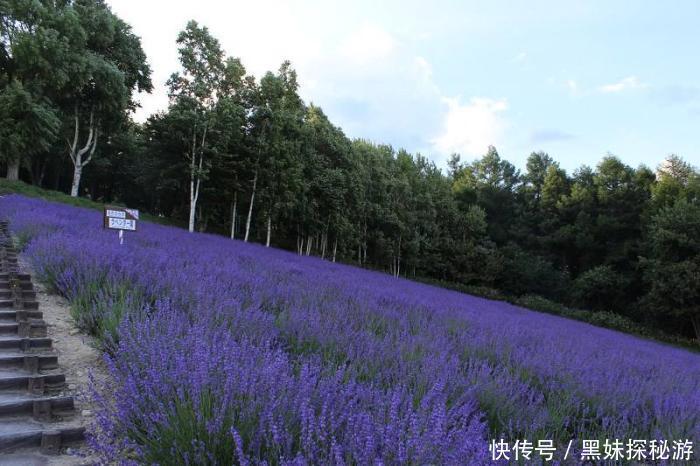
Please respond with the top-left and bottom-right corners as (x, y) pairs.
(2, 194), (698, 465)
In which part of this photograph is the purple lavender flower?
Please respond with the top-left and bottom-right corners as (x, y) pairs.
(2, 194), (698, 465)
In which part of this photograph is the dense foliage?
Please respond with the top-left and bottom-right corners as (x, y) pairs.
(3, 194), (699, 464)
(0, 0), (151, 192)
(2, 2), (700, 341)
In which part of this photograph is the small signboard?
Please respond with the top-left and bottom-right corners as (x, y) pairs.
(104, 206), (139, 231)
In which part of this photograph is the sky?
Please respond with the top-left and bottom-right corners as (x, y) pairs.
(108, 0), (700, 172)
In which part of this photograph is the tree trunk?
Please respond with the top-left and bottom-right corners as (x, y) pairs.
(198, 205), (208, 232)
(396, 234), (402, 278)
(5, 157), (20, 181)
(332, 238), (338, 263)
(67, 108), (98, 198)
(692, 315), (700, 341)
(188, 164), (197, 232)
(70, 165), (82, 197)
(36, 160), (46, 186)
(230, 192), (237, 239)
(188, 201), (196, 232)
(244, 170), (257, 242)
(31, 156), (47, 186)
(362, 221), (368, 265)
(266, 215), (272, 247)
(188, 134), (204, 233)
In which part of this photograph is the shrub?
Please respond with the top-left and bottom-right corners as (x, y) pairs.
(571, 265), (626, 311)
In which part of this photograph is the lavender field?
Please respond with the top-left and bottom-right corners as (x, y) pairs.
(2, 194), (699, 464)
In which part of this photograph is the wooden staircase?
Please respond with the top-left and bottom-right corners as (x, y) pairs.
(0, 221), (85, 464)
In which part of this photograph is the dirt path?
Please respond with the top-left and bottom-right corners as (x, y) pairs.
(22, 255), (109, 411)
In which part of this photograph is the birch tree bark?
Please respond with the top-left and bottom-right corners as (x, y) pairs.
(230, 192), (237, 239)
(187, 119), (207, 232)
(244, 169), (257, 242)
(68, 109), (99, 198)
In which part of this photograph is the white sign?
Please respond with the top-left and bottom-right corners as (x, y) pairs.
(104, 206), (139, 232)
(107, 217), (136, 231)
(105, 209), (126, 219)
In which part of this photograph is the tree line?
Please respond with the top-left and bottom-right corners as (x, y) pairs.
(2, 1), (699, 340)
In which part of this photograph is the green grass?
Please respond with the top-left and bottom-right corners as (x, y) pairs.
(0, 179), (181, 226)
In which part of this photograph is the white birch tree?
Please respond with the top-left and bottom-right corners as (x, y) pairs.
(62, 1), (151, 197)
(167, 21), (225, 232)
(67, 107), (98, 196)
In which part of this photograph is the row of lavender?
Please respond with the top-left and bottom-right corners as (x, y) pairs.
(3, 194), (698, 464)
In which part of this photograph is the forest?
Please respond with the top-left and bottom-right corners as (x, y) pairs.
(2, 0), (699, 342)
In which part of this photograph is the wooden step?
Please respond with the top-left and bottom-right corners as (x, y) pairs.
(0, 322), (47, 338)
(0, 311), (44, 322)
(0, 423), (84, 454)
(0, 396), (75, 420)
(0, 224), (85, 457)
(0, 355), (58, 372)
(0, 373), (65, 392)
(0, 337), (53, 352)
(0, 290), (37, 300)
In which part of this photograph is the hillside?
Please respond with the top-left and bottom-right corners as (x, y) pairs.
(0, 179), (181, 227)
(1, 193), (698, 464)
(4, 178), (696, 351)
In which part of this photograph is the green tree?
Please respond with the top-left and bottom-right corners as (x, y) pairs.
(0, 80), (60, 178)
(300, 104), (352, 260)
(541, 165), (569, 210)
(572, 265), (626, 311)
(523, 151), (555, 205)
(255, 62), (305, 247)
(167, 20), (226, 232)
(62, 0), (151, 197)
(641, 199), (700, 340)
(652, 155), (700, 207)
(0, 0), (78, 179)
(453, 146), (520, 244)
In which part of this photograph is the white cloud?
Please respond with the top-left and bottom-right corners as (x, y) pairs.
(110, 0), (324, 121)
(296, 25), (444, 158)
(109, 2), (511, 167)
(513, 51), (527, 63)
(432, 97), (508, 157)
(598, 76), (648, 93)
(339, 23), (396, 64)
(566, 79), (579, 95)
(414, 56), (432, 80)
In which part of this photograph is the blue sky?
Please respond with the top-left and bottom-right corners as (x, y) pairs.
(109, 0), (700, 172)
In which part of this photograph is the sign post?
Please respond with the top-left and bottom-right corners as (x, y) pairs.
(103, 206), (139, 244)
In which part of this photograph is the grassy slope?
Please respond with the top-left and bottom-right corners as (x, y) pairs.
(2, 179), (697, 351)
